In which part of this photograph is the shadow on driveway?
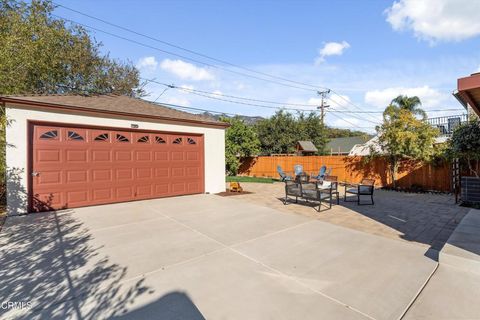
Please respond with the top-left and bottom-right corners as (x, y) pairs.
(0, 210), (152, 319)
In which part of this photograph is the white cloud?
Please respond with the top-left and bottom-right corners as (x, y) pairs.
(386, 0), (480, 43)
(136, 56), (158, 71)
(364, 86), (447, 108)
(160, 59), (214, 81)
(315, 41), (350, 65)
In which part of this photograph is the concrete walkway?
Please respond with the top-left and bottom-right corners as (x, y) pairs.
(404, 208), (480, 319)
(0, 195), (438, 319)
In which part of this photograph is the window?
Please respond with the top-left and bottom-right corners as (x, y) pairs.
(137, 136), (149, 143)
(67, 131), (84, 141)
(155, 136), (166, 144)
(172, 137), (183, 145)
(116, 134), (129, 142)
(94, 133), (109, 141)
(187, 137), (196, 145)
(40, 130), (58, 140)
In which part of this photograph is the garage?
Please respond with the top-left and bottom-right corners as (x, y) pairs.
(2, 94), (227, 214)
(31, 123), (205, 211)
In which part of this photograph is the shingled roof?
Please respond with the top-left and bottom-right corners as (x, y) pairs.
(0, 94), (228, 127)
(297, 141), (318, 152)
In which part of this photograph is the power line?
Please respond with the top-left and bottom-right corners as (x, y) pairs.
(142, 79), (318, 107)
(142, 77), (316, 112)
(142, 78), (379, 124)
(52, 14), (321, 93)
(326, 110), (375, 129)
(153, 101), (375, 130)
(50, 10), (401, 125)
(328, 108), (465, 114)
(53, 2), (329, 92)
(144, 80), (464, 115)
(52, 4), (387, 123)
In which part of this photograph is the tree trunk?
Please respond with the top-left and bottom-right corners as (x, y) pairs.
(390, 158), (398, 188)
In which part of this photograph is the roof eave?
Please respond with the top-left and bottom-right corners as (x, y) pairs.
(456, 74), (480, 116)
(0, 97), (230, 128)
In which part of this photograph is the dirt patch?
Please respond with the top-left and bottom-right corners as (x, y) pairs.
(216, 191), (254, 197)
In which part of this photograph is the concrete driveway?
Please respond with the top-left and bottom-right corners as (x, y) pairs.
(0, 195), (437, 320)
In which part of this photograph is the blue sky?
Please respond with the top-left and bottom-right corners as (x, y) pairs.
(53, 0), (480, 132)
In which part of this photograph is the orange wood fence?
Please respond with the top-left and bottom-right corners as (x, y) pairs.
(238, 156), (452, 192)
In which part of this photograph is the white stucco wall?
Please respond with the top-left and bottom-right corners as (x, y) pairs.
(5, 105), (226, 214)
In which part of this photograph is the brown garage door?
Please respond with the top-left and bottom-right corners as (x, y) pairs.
(30, 123), (204, 212)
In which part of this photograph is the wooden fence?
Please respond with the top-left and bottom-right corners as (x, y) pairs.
(238, 155), (452, 192)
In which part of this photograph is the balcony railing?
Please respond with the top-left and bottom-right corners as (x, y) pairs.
(426, 114), (468, 136)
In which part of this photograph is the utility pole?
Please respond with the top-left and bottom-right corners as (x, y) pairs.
(316, 89), (331, 125)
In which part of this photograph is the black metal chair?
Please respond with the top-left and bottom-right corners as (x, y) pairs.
(284, 180), (333, 212)
(323, 175), (340, 205)
(344, 179), (375, 205)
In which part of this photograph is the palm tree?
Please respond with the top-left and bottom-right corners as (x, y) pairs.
(389, 95), (427, 119)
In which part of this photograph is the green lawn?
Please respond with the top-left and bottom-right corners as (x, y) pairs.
(226, 176), (276, 184)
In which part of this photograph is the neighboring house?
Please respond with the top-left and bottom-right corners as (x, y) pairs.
(296, 141), (318, 156)
(349, 134), (457, 156)
(325, 136), (373, 155)
(349, 136), (382, 156)
(1, 94), (228, 215)
(426, 114), (467, 136)
(348, 113), (468, 156)
(455, 72), (480, 117)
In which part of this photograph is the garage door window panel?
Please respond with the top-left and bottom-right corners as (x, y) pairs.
(67, 131), (85, 141)
(94, 133), (110, 142)
(39, 130), (59, 140)
(116, 133), (130, 143)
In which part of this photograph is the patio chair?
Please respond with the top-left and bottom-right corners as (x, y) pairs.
(324, 175), (339, 204)
(284, 180), (332, 212)
(344, 179), (375, 205)
(277, 165), (293, 182)
(301, 181), (333, 212)
(294, 164), (304, 176)
(284, 180), (302, 204)
(312, 166), (327, 180)
(311, 165), (329, 181)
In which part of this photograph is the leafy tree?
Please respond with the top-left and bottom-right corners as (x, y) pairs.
(449, 120), (480, 177)
(296, 112), (327, 154)
(256, 110), (327, 155)
(376, 98), (438, 187)
(387, 95), (427, 119)
(256, 111), (298, 155)
(326, 127), (368, 138)
(222, 117), (260, 175)
(0, 0), (143, 96)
